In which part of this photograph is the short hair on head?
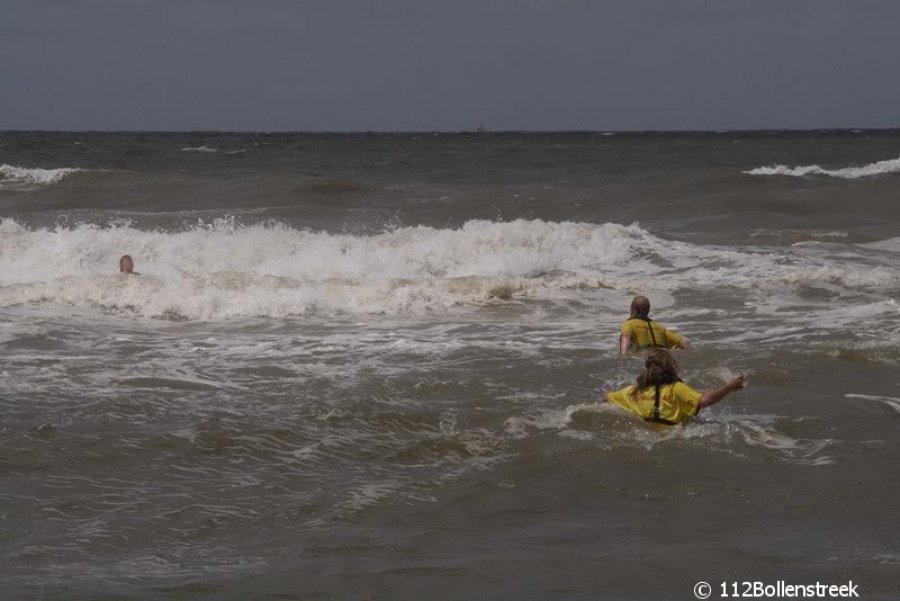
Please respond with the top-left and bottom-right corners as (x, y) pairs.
(630, 295), (650, 317)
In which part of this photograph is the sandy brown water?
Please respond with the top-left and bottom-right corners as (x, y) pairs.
(1, 131), (898, 599)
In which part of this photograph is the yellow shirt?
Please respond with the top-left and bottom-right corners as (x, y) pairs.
(605, 381), (703, 425)
(619, 318), (683, 351)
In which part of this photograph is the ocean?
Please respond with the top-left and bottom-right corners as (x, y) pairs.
(1, 131), (898, 600)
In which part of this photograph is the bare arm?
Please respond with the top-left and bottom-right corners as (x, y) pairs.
(698, 376), (745, 412)
(676, 337), (693, 351)
(619, 333), (631, 355)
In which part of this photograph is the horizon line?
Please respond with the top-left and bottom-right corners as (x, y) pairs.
(2, 127), (899, 135)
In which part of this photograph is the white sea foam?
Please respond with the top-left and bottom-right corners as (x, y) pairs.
(844, 394), (900, 413)
(0, 218), (641, 318)
(745, 156), (900, 179)
(501, 399), (838, 465)
(860, 236), (900, 253)
(0, 218), (897, 320)
(0, 164), (82, 187)
(181, 146), (219, 153)
(554, 405), (835, 465)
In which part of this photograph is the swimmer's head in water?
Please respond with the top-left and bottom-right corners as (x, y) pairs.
(634, 348), (679, 392)
(630, 295), (651, 318)
(119, 254), (134, 274)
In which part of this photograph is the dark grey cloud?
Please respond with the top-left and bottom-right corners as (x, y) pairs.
(3, 0), (899, 130)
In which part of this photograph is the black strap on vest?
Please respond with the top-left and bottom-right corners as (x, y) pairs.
(627, 316), (662, 349)
(652, 384), (661, 421)
(644, 383), (679, 426)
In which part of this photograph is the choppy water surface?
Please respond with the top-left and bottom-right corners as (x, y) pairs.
(1, 132), (899, 599)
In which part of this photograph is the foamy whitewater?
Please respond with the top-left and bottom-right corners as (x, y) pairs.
(181, 145), (219, 152)
(0, 163), (83, 187)
(745, 155), (900, 178)
(1, 131), (898, 600)
(2, 218), (898, 327)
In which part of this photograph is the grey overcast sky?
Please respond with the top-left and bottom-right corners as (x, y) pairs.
(2, 0), (899, 131)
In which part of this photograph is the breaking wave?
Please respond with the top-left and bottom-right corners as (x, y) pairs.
(744, 156), (900, 179)
(0, 218), (896, 319)
(0, 164), (83, 187)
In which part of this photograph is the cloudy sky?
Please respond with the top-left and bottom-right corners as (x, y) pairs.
(3, 0), (899, 131)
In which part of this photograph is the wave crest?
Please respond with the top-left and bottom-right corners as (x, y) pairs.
(1, 218), (896, 320)
(0, 164), (82, 187)
(744, 156), (900, 179)
(0, 218), (646, 318)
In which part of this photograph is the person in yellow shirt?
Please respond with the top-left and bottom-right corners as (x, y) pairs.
(604, 349), (744, 425)
(619, 295), (691, 354)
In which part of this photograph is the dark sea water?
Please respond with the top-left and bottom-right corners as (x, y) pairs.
(1, 131), (898, 600)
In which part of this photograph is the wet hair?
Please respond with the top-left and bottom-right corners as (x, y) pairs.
(630, 295), (651, 318)
(119, 254), (134, 272)
(632, 348), (679, 397)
